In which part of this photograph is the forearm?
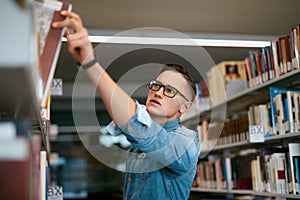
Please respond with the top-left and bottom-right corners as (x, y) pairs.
(51, 11), (136, 125)
(84, 61), (136, 126)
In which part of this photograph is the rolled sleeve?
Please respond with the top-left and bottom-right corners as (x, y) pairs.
(105, 100), (152, 136)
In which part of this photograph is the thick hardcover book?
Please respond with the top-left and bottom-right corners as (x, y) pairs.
(0, 123), (31, 200)
(35, 0), (72, 107)
(231, 151), (257, 190)
(0, 143), (31, 200)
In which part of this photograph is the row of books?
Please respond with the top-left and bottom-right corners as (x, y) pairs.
(206, 24), (300, 106)
(249, 87), (300, 137)
(246, 25), (300, 88)
(197, 116), (249, 151)
(193, 143), (300, 195)
(251, 144), (300, 195)
(192, 149), (257, 191)
(197, 86), (300, 150)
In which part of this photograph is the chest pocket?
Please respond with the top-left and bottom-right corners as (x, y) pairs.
(126, 151), (163, 176)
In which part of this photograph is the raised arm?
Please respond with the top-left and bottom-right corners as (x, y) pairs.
(52, 11), (136, 126)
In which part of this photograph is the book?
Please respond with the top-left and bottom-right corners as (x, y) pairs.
(40, 151), (48, 200)
(225, 156), (233, 189)
(244, 57), (254, 88)
(248, 51), (262, 86)
(273, 93), (287, 135)
(33, 134), (42, 200)
(278, 35), (292, 74)
(290, 25), (300, 69)
(206, 61), (246, 105)
(34, 0), (72, 108)
(250, 156), (259, 192)
(0, 121), (32, 200)
(288, 143), (300, 195)
(0, 139), (31, 200)
(292, 25), (300, 69)
(231, 150), (258, 190)
(261, 46), (273, 81)
(272, 153), (288, 194)
(271, 39), (280, 78)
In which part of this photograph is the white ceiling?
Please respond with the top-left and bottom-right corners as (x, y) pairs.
(67, 0), (300, 35)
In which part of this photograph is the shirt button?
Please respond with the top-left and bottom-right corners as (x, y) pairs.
(128, 125), (132, 130)
(138, 152), (146, 158)
(128, 177), (132, 182)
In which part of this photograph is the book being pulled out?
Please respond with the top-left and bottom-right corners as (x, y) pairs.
(34, 0), (72, 108)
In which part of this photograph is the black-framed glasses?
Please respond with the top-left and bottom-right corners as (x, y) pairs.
(148, 80), (190, 102)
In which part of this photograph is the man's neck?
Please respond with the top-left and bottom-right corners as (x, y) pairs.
(151, 114), (181, 125)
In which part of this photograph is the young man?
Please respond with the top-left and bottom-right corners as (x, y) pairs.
(53, 11), (200, 200)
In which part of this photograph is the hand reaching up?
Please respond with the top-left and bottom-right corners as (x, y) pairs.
(52, 11), (94, 65)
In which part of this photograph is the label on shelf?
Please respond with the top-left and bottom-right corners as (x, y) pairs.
(249, 125), (265, 143)
(48, 185), (63, 200)
(50, 78), (63, 96)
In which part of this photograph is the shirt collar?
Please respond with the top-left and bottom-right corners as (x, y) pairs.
(162, 118), (180, 132)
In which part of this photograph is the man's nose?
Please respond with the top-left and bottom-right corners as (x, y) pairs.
(154, 87), (164, 98)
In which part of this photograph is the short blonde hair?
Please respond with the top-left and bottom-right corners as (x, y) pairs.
(158, 63), (196, 101)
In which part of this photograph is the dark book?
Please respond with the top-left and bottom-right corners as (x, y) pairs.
(231, 150), (258, 190)
(35, 0), (72, 107)
(0, 138), (32, 200)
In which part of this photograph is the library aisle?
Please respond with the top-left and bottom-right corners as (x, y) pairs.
(1, 0), (300, 200)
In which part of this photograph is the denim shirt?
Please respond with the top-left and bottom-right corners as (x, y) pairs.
(106, 101), (200, 200)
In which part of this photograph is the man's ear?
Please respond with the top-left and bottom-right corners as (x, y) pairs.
(180, 102), (192, 113)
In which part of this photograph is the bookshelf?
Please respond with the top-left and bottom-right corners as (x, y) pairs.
(191, 188), (300, 199)
(0, 0), (53, 140)
(185, 24), (300, 199)
(0, 0), (41, 122)
(0, 0), (68, 199)
(182, 68), (300, 124)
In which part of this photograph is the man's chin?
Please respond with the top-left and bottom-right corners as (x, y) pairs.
(148, 107), (167, 118)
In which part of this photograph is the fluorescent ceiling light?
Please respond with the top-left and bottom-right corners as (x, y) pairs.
(62, 35), (270, 48)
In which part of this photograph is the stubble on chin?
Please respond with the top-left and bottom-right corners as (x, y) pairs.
(147, 105), (167, 119)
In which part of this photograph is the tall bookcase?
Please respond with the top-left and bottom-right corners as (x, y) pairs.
(184, 25), (300, 199)
(0, 1), (51, 199)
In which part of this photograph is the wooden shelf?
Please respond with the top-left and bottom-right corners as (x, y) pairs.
(182, 69), (300, 123)
(200, 132), (300, 156)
